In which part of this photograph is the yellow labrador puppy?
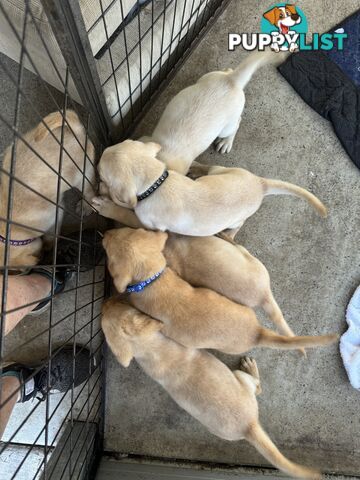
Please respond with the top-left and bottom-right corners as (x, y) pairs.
(95, 140), (326, 237)
(103, 227), (337, 355)
(90, 200), (297, 341)
(139, 51), (284, 174)
(0, 110), (96, 268)
(102, 299), (321, 479)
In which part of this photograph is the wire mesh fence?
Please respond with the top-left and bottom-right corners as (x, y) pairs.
(92, 0), (229, 135)
(0, 0), (228, 478)
(0, 2), (107, 478)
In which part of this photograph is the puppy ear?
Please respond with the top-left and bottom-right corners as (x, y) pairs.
(104, 320), (134, 367)
(101, 305), (134, 367)
(123, 185), (138, 209)
(110, 183), (138, 209)
(112, 272), (133, 294)
(106, 256), (134, 294)
(285, 4), (297, 15)
(263, 7), (277, 25)
(113, 338), (134, 367)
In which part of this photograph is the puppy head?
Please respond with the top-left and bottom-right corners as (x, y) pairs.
(103, 227), (168, 293)
(34, 110), (82, 142)
(98, 140), (162, 208)
(102, 298), (162, 367)
(263, 5), (300, 32)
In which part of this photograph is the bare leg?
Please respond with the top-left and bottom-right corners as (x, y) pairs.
(233, 357), (262, 395)
(0, 376), (19, 438)
(0, 274), (51, 335)
(91, 197), (144, 228)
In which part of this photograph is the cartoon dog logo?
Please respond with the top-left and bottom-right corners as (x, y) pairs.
(263, 4), (302, 52)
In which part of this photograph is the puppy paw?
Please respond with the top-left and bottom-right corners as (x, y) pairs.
(289, 43), (299, 53)
(91, 196), (115, 218)
(215, 136), (234, 154)
(239, 357), (259, 380)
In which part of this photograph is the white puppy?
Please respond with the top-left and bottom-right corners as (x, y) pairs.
(94, 140), (327, 237)
(140, 50), (285, 174)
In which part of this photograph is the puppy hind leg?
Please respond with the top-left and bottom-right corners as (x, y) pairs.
(214, 117), (241, 154)
(215, 133), (236, 154)
(234, 357), (262, 395)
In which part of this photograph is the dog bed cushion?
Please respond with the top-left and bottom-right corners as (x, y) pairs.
(278, 11), (360, 170)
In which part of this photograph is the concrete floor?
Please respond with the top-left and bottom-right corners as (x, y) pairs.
(104, 0), (360, 476)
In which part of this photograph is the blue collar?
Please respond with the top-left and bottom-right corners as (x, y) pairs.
(126, 270), (164, 293)
(137, 171), (169, 202)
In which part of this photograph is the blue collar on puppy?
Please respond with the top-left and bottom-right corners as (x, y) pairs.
(126, 270), (164, 293)
(137, 171), (169, 202)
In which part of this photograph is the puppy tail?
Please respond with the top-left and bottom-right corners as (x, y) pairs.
(258, 328), (338, 350)
(34, 110), (84, 142)
(263, 179), (328, 217)
(231, 50), (287, 90)
(245, 422), (322, 479)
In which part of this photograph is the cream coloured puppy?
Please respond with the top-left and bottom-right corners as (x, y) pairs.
(102, 299), (321, 479)
(140, 50), (284, 174)
(103, 227), (337, 356)
(90, 199), (297, 341)
(94, 139), (327, 237)
(0, 110), (96, 268)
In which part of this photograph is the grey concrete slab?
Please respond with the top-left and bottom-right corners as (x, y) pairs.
(104, 0), (360, 475)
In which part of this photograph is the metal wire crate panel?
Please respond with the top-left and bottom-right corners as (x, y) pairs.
(83, 0), (227, 132)
(0, 1), (106, 478)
